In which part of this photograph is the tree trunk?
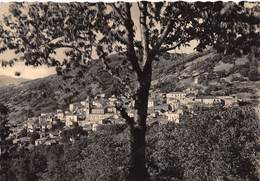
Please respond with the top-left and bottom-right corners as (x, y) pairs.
(127, 125), (147, 181)
(127, 74), (151, 181)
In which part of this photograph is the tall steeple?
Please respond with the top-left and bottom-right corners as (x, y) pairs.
(85, 96), (90, 121)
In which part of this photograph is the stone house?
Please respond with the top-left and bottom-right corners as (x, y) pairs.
(154, 104), (169, 115)
(56, 109), (65, 121)
(45, 139), (58, 145)
(65, 114), (78, 127)
(216, 96), (238, 107)
(91, 107), (105, 114)
(184, 87), (199, 96)
(166, 112), (181, 123)
(148, 98), (155, 108)
(166, 92), (187, 100)
(195, 96), (223, 106)
(69, 102), (86, 114)
(13, 137), (31, 147)
(35, 137), (47, 146)
(87, 113), (114, 124)
(165, 109), (184, 123)
(24, 117), (39, 132)
(168, 99), (180, 111)
(108, 95), (117, 106)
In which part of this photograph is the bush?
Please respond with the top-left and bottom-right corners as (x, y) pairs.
(248, 68), (258, 81)
(231, 76), (247, 82)
(239, 67), (249, 77)
(79, 129), (129, 181)
(148, 106), (260, 181)
(216, 70), (227, 78)
(29, 132), (40, 144)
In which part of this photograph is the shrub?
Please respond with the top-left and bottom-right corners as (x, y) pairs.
(151, 106), (260, 181)
(248, 68), (258, 81)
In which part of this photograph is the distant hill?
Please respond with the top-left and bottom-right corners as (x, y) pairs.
(0, 50), (259, 124)
(152, 50), (260, 99)
(0, 75), (29, 87)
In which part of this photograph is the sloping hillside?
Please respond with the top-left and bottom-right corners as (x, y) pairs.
(0, 50), (259, 124)
(0, 75), (29, 87)
(152, 50), (259, 99)
(0, 55), (129, 124)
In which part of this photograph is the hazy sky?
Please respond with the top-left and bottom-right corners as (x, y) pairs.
(0, 2), (197, 79)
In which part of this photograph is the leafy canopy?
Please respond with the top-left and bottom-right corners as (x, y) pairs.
(0, 2), (259, 69)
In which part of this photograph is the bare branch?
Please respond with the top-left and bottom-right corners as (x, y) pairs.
(138, 1), (149, 67)
(152, 20), (174, 52)
(110, 3), (125, 22)
(152, 12), (182, 53)
(124, 3), (142, 78)
(143, 12), (183, 73)
(159, 36), (194, 53)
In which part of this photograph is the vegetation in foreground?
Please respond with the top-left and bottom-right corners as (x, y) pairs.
(1, 105), (259, 181)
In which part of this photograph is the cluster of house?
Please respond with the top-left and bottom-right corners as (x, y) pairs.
(11, 94), (126, 146)
(147, 91), (239, 124)
(11, 91), (240, 147)
(21, 94), (125, 132)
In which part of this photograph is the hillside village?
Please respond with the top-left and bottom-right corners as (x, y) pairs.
(0, 49), (259, 126)
(4, 50), (260, 148)
(9, 87), (258, 148)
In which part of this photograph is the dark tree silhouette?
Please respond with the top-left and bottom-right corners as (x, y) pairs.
(0, 103), (16, 181)
(0, 104), (9, 151)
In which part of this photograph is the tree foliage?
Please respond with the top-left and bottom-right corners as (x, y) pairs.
(147, 106), (260, 181)
(0, 2), (258, 89)
(29, 131), (40, 144)
(0, 103), (10, 154)
(60, 125), (87, 144)
(0, 103), (16, 181)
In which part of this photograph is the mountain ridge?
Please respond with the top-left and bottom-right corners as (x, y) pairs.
(0, 75), (29, 87)
(0, 50), (259, 124)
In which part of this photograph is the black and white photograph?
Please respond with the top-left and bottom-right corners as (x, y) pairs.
(0, 1), (259, 181)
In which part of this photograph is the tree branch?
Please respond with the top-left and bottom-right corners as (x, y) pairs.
(159, 36), (194, 53)
(138, 2), (149, 67)
(115, 105), (135, 127)
(143, 12), (183, 73)
(124, 3), (142, 78)
(111, 3), (125, 22)
(48, 42), (82, 53)
(152, 12), (182, 53)
(109, 30), (128, 45)
(152, 20), (174, 52)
